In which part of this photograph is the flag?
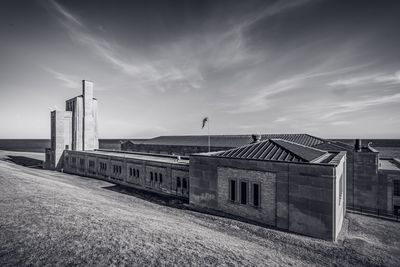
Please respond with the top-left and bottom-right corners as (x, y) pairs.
(202, 117), (208, 129)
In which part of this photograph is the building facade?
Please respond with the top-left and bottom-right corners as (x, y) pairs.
(63, 150), (190, 198)
(189, 139), (346, 241)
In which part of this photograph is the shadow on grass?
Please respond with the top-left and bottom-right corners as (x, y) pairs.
(6, 155), (43, 168)
(103, 184), (282, 233)
(103, 184), (188, 208)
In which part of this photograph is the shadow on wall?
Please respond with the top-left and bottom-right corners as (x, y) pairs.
(6, 155), (43, 168)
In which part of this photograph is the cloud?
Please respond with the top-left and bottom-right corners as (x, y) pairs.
(320, 93), (400, 120)
(46, 0), (203, 93)
(49, 0), (83, 27)
(328, 70), (400, 87)
(43, 68), (79, 89)
(233, 0), (315, 33)
(274, 117), (288, 123)
(330, 121), (351, 126)
(225, 64), (370, 114)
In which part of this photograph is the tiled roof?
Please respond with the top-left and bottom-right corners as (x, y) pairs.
(210, 139), (328, 163)
(127, 134), (326, 148)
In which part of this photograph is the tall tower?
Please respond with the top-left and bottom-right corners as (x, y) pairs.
(82, 80), (98, 150)
(45, 80), (98, 169)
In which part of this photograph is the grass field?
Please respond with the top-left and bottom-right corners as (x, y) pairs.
(1, 150), (399, 266)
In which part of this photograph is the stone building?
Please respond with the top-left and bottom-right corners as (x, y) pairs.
(44, 80), (98, 169)
(189, 139), (346, 241)
(121, 134), (380, 212)
(63, 138), (346, 241)
(63, 150), (190, 198)
(44, 79), (399, 241)
(377, 158), (400, 216)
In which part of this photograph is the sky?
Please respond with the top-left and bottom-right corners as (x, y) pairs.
(0, 0), (399, 139)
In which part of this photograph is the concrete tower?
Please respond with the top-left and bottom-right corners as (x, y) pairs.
(45, 80), (98, 169)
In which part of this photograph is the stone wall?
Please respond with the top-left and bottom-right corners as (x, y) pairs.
(189, 154), (345, 241)
(63, 150), (189, 199)
(378, 169), (400, 215)
(217, 167), (276, 226)
(353, 151), (379, 210)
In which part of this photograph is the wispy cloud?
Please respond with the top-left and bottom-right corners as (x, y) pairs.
(274, 117), (288, 123)
(233, 0), (315, 33)
(320, 93), (400, 120)
(328, 70), (400, 87)
(225, 64), (370, 114)
(330, 121), (351, 126)
(43, 67), (79, 89)
(47, 0), (203, 93)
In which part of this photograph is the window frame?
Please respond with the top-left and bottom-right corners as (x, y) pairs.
(394, 180), (400, 197)
(229, 179), (237, 202)
(251, 182), (261, 208)
(239, 180), (248, 205)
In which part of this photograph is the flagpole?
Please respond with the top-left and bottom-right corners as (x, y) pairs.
(208, 118), (210, 152)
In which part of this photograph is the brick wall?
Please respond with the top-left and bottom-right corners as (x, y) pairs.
(189, 154), (342, 241)
(217, 167), (276, 226)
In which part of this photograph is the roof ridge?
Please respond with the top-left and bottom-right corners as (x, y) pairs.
(270, 138), (327, 162)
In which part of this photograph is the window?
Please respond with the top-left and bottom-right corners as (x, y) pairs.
(136, 169), (140, 178)
(118, 166), (121, 173)
(100, 162), (107, 171)
(155, 173), (158, 182)
(339, 174), (343, 201)
(159, 174), (162, 184)
(150, 172), (153, 181)
(177, 177), (181, 188)
(182, 178), (187, 189)
(240, 181), (248, 205)
(252, 183), (260, 207)
(394, 180), (400, 197)
(230, 180), (236, 202)
(80, 159), (85, 166)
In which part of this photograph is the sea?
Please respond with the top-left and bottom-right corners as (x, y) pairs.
(0, 139), (122, 153)
(0, 138), (399, 158)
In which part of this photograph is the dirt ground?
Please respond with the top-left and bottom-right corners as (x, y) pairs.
(0, 150), (399, 266)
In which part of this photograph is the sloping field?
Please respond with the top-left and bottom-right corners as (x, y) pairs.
(0, 150), (399, 266)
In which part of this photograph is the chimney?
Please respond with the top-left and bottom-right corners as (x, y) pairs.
(355, 139), (362, 152)
(251, 134), (261, 143)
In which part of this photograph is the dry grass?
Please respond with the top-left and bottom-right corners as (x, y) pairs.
(0, 150), (399, 266)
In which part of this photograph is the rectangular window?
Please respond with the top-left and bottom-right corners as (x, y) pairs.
(240, 181), (248, 205)
(252, 183), (260, 207)
(394, 180), (400, 196)
(230, 180), (236, 202)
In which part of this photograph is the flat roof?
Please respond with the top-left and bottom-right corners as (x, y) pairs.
(379, 159), (400, 171)
(69, 150), (189, 165)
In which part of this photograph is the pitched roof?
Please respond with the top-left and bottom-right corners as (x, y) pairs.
(127, 134), (326, 148)
(210, 139), (328, 163)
